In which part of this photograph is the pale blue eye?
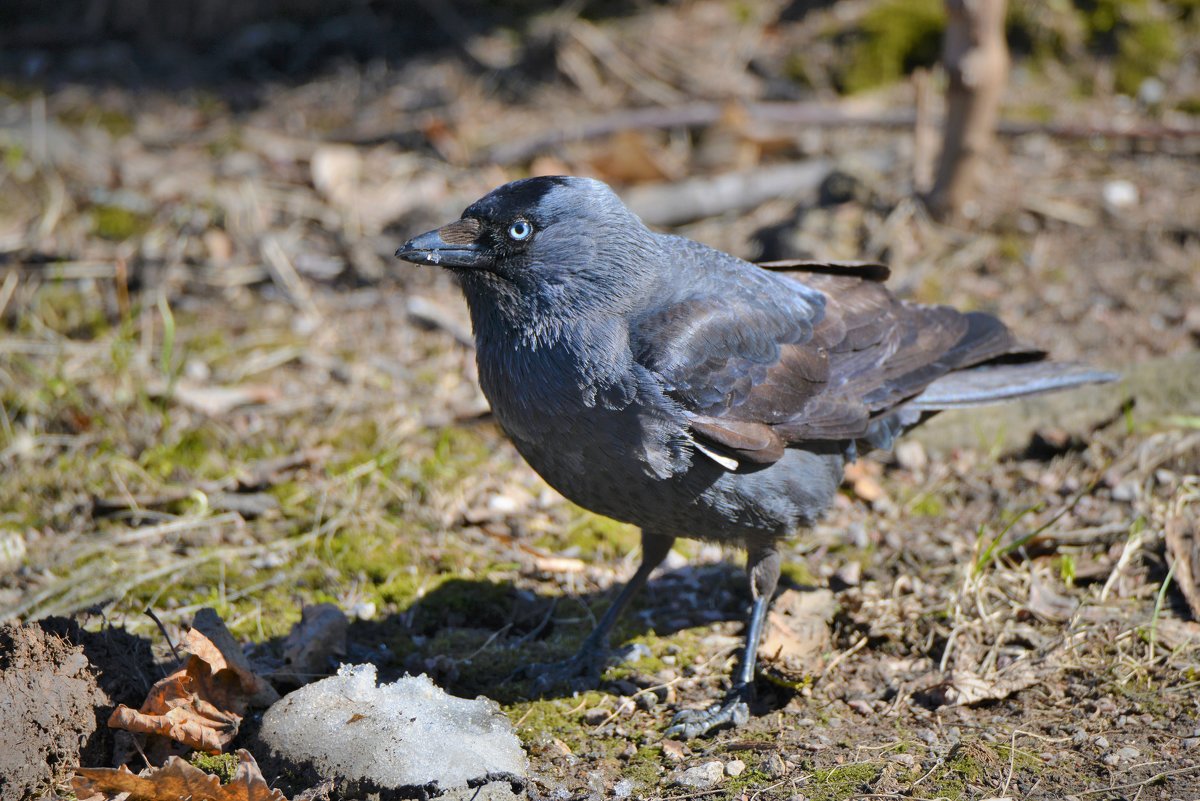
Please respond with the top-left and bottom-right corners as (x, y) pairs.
(508, 220), (532, 241)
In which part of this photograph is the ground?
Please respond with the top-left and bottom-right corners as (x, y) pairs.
(1, 1), (1199, 799)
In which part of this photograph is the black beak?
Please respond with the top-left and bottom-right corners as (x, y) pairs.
(395, 226), (486, 269)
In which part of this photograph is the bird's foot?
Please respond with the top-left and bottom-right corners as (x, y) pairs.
(664, 685), (753, 739)
(516, 644), (611, 695)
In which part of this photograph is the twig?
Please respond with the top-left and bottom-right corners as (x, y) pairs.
(820, 635), (869, 680)
(144, 606), (183, 663)
(1074, 764), (1200, 795)
(622, 153), (889, 227)
(484, 100), (1200, 165)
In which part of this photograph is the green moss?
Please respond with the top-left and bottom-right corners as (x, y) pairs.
(780, 560), (819, 587)
(139, 428), (220, 480)
(841, 0), (945, 93)
(808, 762), (882, 801)
(908, 492), (945, 517)
(1082, 0), (1182, 95)
(58, 106), (135, 137)
(541, 510), (639, 561)
(92, 204), (151, 241)
(189, 751), (240, 782)
(505, 693), (608, 750)
(624, 745), (665, 787)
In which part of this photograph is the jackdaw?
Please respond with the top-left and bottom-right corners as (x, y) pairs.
(396, 176), (1115, 738)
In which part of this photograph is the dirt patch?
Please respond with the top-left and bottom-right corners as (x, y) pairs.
(0, 621), (113, 800)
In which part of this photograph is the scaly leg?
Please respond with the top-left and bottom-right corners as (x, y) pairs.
(665, 545), (781, 738)
(522, 530), (675, 694)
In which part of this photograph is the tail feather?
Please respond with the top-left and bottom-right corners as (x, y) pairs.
(908, 362), (1119, 411)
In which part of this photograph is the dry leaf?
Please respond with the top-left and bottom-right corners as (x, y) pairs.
(758, 588), (835, 683)
(108, 610), (277, 752)
(171, 382), (282, 417)
(74, 749), (286, 801)
(843, 462), (886, 503)
(190, 608), (281, 708)
(1165, 510), (1200, 621)
(108, 677), (240, 753)
(278, 603), (348, 685)
(1026, 572), (1079, 622)
(922, 666), (1039, 707)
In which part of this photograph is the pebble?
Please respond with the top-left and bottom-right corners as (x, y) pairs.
(583, 708), (609, 726)
(1102, 752), (1120, 767)
(725, 759), (746, 778)
(766, 752), (789, 778)
(1181, 737), (1199, 749)
(671, 761), (724, 790)
(613, 779), (634, 798)
(1115, 746), (1140, 762)
(1093, 735), (1110, 750)
(917, 729), (938, 745)
(1102, 180), (1138, 213)
(887, 753), (915, 768)
(848, 699), (873, 715)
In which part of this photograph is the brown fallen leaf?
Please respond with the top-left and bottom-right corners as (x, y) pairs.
(842, 461), (886, 503)
(1026, 572), (1079, 622)
(190, 608), (281, 708)
(74, 749), (286, 801)
(108, 677), (240, 753)
(108, 610), (278, 752)
(277, 603), (348, 686)
(1165, 509), (1200, 621)
(920, 666), (1040, 707)
(758, 588), (835, 683)
(170, 382), (282, 417)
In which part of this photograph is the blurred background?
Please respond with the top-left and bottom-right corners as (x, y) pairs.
(2, 2), (1200, 797)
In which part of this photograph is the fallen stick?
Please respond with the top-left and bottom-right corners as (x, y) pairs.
(621, 152), (891, 227)
(483, 100), (1200, 165)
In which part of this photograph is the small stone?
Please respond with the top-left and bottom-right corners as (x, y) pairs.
(887, 753), (915, 767)
(895, 440), (928, 472)
(661, 739), (687, 762)
(1102, 752), (1120, 766)
(1093, 735), (1110, 750)
(583, 707), (609, 726)
(848, 699), (873, 715)
(1115, 746), (1139, 762)
(765, 752), (789, 778)
(613, 779), (634, 798)
(725, 759), (746, 778)
(917, 729), (937, 745)
(1071, 730), (1088, 747)
(635, 692), (657, 711)
(672, 761), (724, 790)
(1102, 180), (1138, 213)
(1182, 737), (1200, 749)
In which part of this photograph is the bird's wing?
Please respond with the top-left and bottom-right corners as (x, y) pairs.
(632, 270), (1027, 467)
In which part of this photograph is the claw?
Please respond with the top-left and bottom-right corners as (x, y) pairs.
(664, 688), (752, 739)
(516, 646), (611, 695)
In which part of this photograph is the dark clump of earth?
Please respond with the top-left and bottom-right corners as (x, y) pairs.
(0, 618), (157, 800)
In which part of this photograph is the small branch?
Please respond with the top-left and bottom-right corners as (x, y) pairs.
(482, 99), (1199, 166)
(622, 152), (891, 227)
(925, 0), (1010, 221)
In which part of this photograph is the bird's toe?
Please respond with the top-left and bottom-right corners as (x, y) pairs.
(664, 693), (751, 739)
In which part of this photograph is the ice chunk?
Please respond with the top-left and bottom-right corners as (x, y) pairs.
(259, 664), (527, 792)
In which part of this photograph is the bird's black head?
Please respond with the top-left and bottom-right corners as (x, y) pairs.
(396, 176), (660, 327)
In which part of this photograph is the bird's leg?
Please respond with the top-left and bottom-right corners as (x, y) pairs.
(665, 545), (781, 739)
(521, 530), (675, 694)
